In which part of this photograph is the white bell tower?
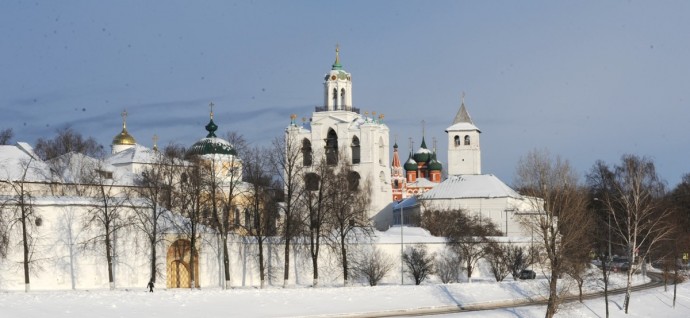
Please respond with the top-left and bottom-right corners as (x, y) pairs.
(323, 45), (353, 111)
(446, 95), (481, 175)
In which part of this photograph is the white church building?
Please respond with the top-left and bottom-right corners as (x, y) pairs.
(285, 47), (392, 217)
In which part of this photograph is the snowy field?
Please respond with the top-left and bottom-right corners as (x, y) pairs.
(1, 271), (687, 318)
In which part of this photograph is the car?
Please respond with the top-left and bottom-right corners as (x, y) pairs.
(519, 269), (536, 280)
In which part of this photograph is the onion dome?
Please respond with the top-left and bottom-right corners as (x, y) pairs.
(112, 110), (136, 145)
(404, 151), (418, 171)
(324, 45), (352, 81)
(186, 106), (237, 158)
(413, 136), (431, 163)
(428, 151), (443, 171)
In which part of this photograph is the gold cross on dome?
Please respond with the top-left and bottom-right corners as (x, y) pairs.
(209, 101), (215, 118)
(152, 134), (159, 146)
(121, 109), (128, 128)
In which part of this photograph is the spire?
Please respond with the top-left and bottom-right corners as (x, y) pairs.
(152, 134), (159, 152)
(391, 142), (401, 168)
(205, 102), (218, 138)
(453, 92), (474, 125)
(331, 44), (343, 70)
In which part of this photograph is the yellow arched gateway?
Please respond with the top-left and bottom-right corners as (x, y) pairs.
(166, 239), (200, 288)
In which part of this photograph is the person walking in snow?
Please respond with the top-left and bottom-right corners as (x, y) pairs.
(147, 280), (154, 292)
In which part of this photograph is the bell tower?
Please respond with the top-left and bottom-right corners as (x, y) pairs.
(323, 45), (353, 111)
(446, 94), (481, 175)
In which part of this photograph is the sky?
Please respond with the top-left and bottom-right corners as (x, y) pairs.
(1, 0), (689, 187)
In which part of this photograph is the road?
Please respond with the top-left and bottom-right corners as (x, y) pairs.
(320, 272), (664, 318)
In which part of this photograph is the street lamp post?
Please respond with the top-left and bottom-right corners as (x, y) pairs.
(400, 202), (404, 285)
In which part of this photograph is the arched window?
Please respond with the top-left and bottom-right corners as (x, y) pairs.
(244, 208), (251, 229)
(325, 129), (338, 165)
(347, 171), (361, 191)
(341, 88), (346, 108)
(305, 173), (320, 191)
(454, 135), (461, 147)
(302, 139), (312, 167)
(464, 135), (471, 145)
(378, 136), (384, 164)
(351, 136), (360, 164)
(234, 208), (240, 226)
(394, 179), (399, 189)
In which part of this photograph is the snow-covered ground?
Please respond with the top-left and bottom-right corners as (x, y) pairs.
(1, 271), (686, 318)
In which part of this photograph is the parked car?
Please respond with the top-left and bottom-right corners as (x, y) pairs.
(519, 269), (536, 280)
(610, 257), (630, 272)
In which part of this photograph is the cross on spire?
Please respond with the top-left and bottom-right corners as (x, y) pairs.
(121, 109), (128, 128)
(152, 134), (159, 151)
(209, 101), (215, 119)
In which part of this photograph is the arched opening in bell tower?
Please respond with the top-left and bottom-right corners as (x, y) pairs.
(326, 129), (338, 165)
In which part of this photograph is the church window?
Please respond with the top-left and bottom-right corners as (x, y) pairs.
(464, 135), (471, 145)
(351, 136), (360, 164)
(302, 139), (313, 167)
(347, 171), (360, 191)
(394, 179), (399, 189)
(378, 136), (384, 164)
(325, 129), (338, 165)
(234, 208), (240, 226)
(244, 208), (251, 230)
(341, 88), (346, 108)
(305, 173), (320, 191)
(454, 135), (460, 147)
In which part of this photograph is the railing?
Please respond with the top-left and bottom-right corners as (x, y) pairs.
(314, 105), (360, 114)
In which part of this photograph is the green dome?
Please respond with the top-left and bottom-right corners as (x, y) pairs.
(413, 137), (431, 163)
(404, 153), (418, 171)
(428, 159), (442, 171)
(187, 137), (237, 157)
(186, 116), (237, 157)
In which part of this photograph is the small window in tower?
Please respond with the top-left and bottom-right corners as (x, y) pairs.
(454, 135), (460, 147)
(464, 135), (471, 145)
(341, 88), (346, 109)
(347, 171), (361, 191)
(394, 179), (399, 188)
(305, 173), (320, 191)
(302, 139), (313, 167)
(351, 136), (360, 164)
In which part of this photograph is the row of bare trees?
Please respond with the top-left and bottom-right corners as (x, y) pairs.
(513, 149), (689, 317)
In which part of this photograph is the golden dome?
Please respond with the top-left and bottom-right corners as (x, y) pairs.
(113, 128), (136, 145)
(112, 110), (136, 145)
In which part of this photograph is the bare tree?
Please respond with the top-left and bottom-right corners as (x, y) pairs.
(302, 156), (334, 287)
(270, 134), (305, 287)
(131, 147), (177, 284)
(515, 149), (590, 318)
(81, 160), (131, 290)
(243, 145), (278, 288)
(0, 158), (41, 292)
(435, 247), (462, 284)
(587, 155), (674, 313)
(0, 128), (13, 145)
(328, 159), (372, 286)
(34, 126), (104, 160)
(169, 157), (207, 289)
(484, 241), (511, 282)
(402, 244), (435, 285)
(505, 245), (536, 280)
(351, 246), (394, 286)
(425, 210), (501, 282)
(201, 146), (246, 289)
